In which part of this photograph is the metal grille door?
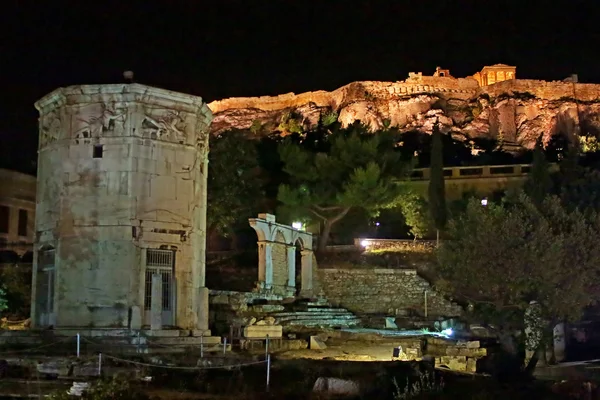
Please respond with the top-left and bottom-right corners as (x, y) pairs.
(144, 249), (175, 326)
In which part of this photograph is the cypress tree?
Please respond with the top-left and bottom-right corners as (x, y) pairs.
(525, 136), (552, 207)
(428, 122), (447, 243)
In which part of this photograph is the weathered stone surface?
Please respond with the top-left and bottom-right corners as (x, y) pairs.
(250, 304), (285, 313)
(384, 317), (398, 329)
(243, 325), (283, 339)
(208, 76), (600, 150)
(318, 268), (461, 317)
(313, 377), (360, 396)
(310, 336), (328, 350)
(256, 316), (276, 326)
(32, 83), (213, 330)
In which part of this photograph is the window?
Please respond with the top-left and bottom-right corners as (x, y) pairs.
(93, 144), (103, 158)
(0, 206), (8, 234)
(18, 209), (28, 237)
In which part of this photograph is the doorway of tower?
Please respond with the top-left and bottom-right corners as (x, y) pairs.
(143, 248), (176, 327)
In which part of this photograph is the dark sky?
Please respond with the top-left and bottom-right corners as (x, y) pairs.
(2, 0), (599, 174)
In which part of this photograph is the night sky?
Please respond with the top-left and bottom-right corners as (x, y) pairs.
(2, 0), (599, 174)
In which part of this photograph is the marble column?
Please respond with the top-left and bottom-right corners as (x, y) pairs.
(257, 241), (273, 290)
(300, 250), (314, 298)
(287, 245), (296, 290)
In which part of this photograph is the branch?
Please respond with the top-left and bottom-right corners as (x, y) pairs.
(314, 205), (343, 212)
(309, 208), (328, 221)
(330, 206), (352, 224)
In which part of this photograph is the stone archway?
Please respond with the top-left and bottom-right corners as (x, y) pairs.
(249, 213), (314, 298)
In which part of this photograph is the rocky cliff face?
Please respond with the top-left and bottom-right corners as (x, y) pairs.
(208, 77), (600, 150)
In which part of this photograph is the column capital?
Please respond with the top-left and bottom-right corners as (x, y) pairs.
(300, 249), (313, 256)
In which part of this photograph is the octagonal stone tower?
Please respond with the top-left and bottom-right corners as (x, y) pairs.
(31, 84), (213, 332)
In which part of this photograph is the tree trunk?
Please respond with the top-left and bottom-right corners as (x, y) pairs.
(313, 206), (352, 253)
(318, 220), (334, 253)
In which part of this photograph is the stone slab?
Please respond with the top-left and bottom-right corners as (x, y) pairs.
(243, 325), (283, 339)
(310, 336), (327, 350)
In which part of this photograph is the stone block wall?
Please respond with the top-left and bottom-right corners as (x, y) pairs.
(317, 268), (461, 317)
(271, 235), (289, 291)
(356, 239), (436, 253)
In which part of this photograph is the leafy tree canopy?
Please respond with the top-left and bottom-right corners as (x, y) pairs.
(277, 122), (411, 251)
(437, 193), (600, 330)
(207, 130), (265, 237)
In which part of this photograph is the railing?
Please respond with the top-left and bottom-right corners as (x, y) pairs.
(406, 163), (556, 181)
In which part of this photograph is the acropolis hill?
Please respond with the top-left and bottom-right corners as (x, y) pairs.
(208, 64), (600, 149)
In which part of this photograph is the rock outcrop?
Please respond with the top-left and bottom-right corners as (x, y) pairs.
(208, 77), (600, 150)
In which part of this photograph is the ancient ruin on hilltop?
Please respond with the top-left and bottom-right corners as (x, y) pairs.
(208, 64), (598, 151)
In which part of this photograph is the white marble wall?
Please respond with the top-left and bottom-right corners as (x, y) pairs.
(31, 84), (212, 330)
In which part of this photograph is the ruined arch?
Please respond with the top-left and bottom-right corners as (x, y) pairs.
(249, 213), (314, 298)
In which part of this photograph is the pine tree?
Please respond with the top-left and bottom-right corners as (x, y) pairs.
(428, 122), (447, 244)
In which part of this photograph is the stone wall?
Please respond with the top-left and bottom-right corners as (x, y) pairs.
(355, 239), (436, 253)
(317, 268), (461, 317)
(271, 232), (288, 290)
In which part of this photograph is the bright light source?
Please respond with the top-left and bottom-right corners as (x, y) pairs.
(375, 222), (380, 226)
(481, 198), (488, 206)
(441, 328), (453, 337)
(292, 222), (302, 230)
(360, 240), (369, 247)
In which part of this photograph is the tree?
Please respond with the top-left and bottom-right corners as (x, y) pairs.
(397, 191), (433, 239)
(437, 194), (600, 369)
(277, 122), (409, 251)
(428, 122), (447, 243)
(524, 136), (552, 207)
(207, 130), (265, 241)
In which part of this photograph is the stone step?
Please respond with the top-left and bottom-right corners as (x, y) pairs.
(274, 311), (357, 318)
(275, 315), (360, 323)
(284, 319), (360, 327)
(148, 336), (222, 346)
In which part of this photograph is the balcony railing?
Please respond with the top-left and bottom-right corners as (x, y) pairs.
(406, 163), (557, 181)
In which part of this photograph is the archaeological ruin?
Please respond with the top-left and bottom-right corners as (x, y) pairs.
(31, 83), (213, 333)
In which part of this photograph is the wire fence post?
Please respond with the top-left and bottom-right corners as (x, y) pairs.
(98, 353), (102, 377)
(265, 334), (269, 357)
(266, 354), (271, 391)
(76, 333), (80, 358)
(200, 335), (204, 358)
(223, 337), (227, 355)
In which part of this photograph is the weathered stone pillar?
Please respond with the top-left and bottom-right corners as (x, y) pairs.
(300, 250), (314, 298)
(197, 287), (209, 333)
(286, 245), (296, 288)
(150, 274), (163, 331)
(257, 241), (273, 290)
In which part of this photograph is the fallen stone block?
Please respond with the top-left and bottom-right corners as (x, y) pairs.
(310, 336), (327, 350)
(37, 360), (72, 377)
(313, 377), (360, 396)
(385, 317), (398, 329)
(255, 316), (276, 326)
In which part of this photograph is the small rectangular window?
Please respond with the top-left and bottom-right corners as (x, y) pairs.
(93, 144), (104, 158)
(0, 206), (9, 234)
(18, 209), (28, 237)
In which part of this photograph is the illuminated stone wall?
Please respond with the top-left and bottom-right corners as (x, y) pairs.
(32, 83), (213, 330)
(317, 268), (462, 317)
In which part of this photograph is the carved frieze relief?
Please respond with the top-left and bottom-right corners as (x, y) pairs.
(72, 102), (128, 144)
(141, 108), (188, 143)
(39, 109), (61, 148)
